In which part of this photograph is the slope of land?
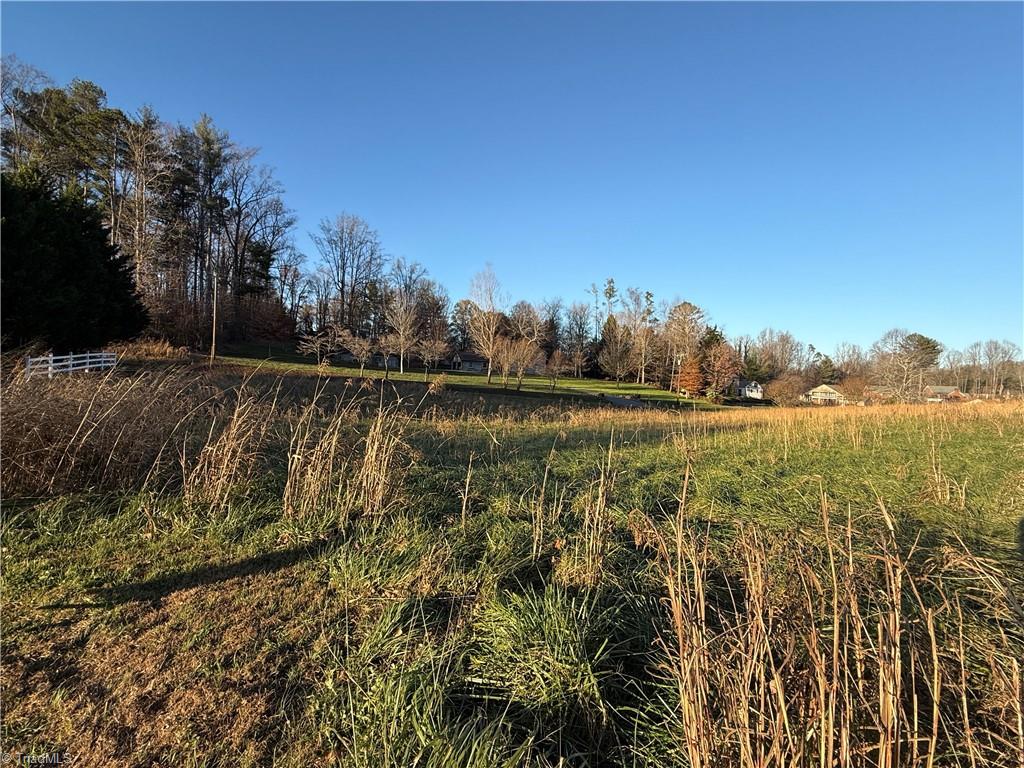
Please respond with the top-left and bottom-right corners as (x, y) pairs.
(2, 364), (1022, 767)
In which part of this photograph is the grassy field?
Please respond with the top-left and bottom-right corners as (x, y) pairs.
(2, 362), (1022, 767)
(215, 340), (726, 407)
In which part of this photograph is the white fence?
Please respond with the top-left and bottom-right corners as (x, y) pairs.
(24, 352), (118, 378)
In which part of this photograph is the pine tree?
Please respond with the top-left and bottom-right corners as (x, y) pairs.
(1, 167), (148, 350)
(817, 354), (839, 384)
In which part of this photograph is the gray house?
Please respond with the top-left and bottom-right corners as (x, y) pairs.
(452, 351), (487, 373)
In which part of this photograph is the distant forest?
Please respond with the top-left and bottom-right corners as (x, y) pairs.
(2, 56), (1020, 400)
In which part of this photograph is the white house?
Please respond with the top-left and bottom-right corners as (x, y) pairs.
(802, 384), (852, 406)
(734, 379), (763, 399)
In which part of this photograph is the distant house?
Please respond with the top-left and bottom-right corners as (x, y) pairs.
(452, 350), (487, 373)
(802, 384), (852, 406)
(732, 379), (763, 399)
(923, 385), (968, 403)
(370, 352), (400, 370)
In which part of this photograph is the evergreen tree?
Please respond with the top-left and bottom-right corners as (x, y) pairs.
(597, 315), (632, 385)
(1, 168), (147, 350)
(699, 325), (726, 352)
(742, 350), (769, 382)
(816, 353), (839, 384)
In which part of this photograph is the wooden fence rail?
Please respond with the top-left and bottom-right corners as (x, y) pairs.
(24, 352), (118, 378)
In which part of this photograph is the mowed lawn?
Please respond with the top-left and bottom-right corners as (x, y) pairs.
(215, 341), (717, 406)
(2, 365), (1022, 767)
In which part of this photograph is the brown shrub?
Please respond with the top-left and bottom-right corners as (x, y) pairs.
(106, 338), (190, 361)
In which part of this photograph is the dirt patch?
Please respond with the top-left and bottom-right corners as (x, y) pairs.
(2, 568), (330, 766)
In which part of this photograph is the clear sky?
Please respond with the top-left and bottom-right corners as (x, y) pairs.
(3, 1), (1022, 353)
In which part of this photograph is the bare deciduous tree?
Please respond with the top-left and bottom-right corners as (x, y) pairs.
(468, 265), (505, 384)
(298, 328), (338, 365)
(511, 338), (542, 391)
(870, 328), (942, 401)
(834, 342), (868, 380)
(418, 334), (450, 382)
(339, 329), (374, 375)
(663, 301), (705, 388)
(544, 349), (572, 392)
(598, 317), (633, 386)
(384, 289), (420, 375)
(510, 301), (544, 346)
(564, 302), (592, 378)
(702, 341), (742, 401)
(311, 213), (386, 331)
(622, 287), (656, 384)
(754, 328), (806, 380)
(377, 333), (402, 380)
(493, 336), (514, 388)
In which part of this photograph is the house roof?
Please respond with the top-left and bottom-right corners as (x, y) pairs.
(925, 385), (959, 394)
(455, 351), (487, 363)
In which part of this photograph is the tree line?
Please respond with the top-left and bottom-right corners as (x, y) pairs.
(2, 56), (1020, 400)
(2, 56), (296, 348)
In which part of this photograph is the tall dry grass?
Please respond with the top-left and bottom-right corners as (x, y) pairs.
(1, 369), (211, 497)
(283, 383), (413, 523)
(283, 379), (359, 520)
(105, 338), (190, 361)
(2, 368), (414, 518)
(632, 474), (1024, 768)
(181, 382), (279, 513)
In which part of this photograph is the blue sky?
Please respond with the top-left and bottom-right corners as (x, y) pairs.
(3, 2), (1021, 352)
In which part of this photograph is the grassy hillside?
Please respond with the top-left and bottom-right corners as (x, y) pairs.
(2, 365), (1022, 767)
(216, 341), (721, 406)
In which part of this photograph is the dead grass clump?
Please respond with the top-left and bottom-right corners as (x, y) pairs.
(353, 401), (414, 517)
(182, 384), (279, 513)
(283, 381), (360, 521)
(106, 338), (190, 361)
(556, 434), (617, 588)
(284, 391), (415, 524)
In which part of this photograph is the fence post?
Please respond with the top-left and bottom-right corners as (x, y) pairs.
(47, 353), (54, 379)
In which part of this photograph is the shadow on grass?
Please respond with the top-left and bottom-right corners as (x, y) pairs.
(78, 535), (347, 607)
(1018, 517), (1024, 558)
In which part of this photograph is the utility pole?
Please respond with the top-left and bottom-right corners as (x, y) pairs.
(209, 262), (218, 366)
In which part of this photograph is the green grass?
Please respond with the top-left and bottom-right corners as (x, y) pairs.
(2, 370), (1022, 767)
(216, 340), (718, 407)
